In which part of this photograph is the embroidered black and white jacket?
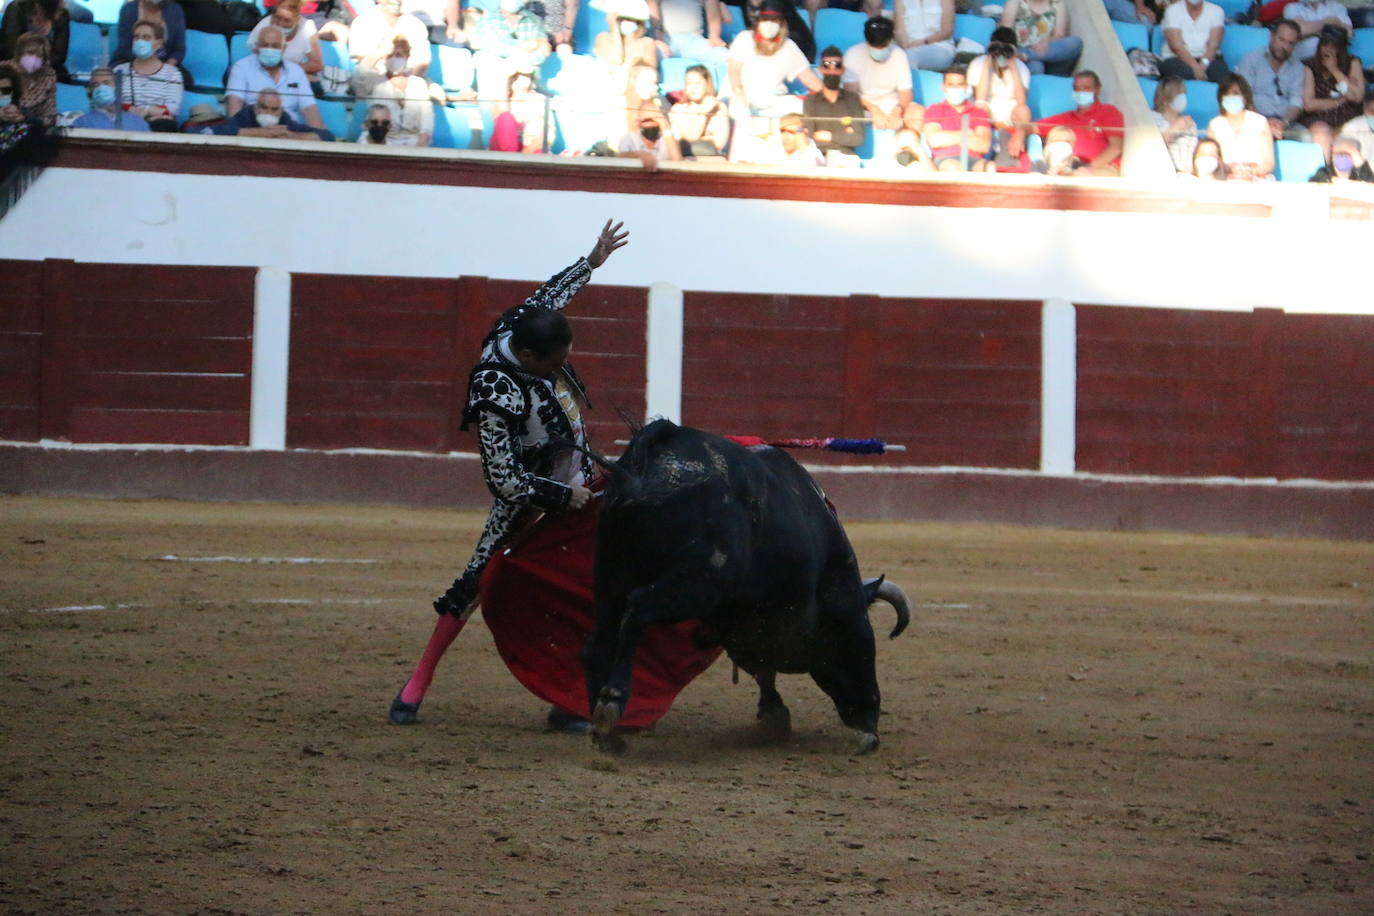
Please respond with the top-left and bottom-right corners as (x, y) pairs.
(461, 257), (596, 514)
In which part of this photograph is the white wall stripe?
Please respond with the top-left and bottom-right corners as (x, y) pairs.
(250, 266), (292, 450)
(1040, 298), (1077, 476)
(645, 281), (684, 423)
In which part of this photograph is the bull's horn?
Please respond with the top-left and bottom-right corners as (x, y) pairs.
(863, 576), (911, 640)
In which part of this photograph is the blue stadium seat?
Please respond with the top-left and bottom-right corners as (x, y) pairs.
(953, 13), (995, 48)
(1112, 21), (1148, 53)
(573, 4), (609, 55)
(813, 8), (865, 59)
(431, 43), (474, 92)
(912, 68), (944, 105)
(1137, 76), (1159, 107)
(56, 81), (90, 113)
(549, 102), (604, 154)
(1027, 74), (1073, 120)
(230, 32), (253, 64)
(660, 56), (703, 93)
(314, 98), (350, 139)
(433, 102), (487, 148)
(66, 21), (107, 78)
(180, 89), (221, 122)
(1150, 26), (1165, 55)
(84, 0), (124, 27)
(1214, 0), (1252, 21)
(1352, 27), (1374, 65)
(1275, 139), (1326, 182)
(1221, 24), (1268, 64)
(184, 30), (230, 89)
(1182, 79), (1219, 128)
(319, 38), (353, 72)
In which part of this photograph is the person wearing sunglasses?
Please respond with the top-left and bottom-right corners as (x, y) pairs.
(802, 45), (864, 168)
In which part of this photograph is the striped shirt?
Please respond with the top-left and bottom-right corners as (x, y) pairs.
(113, 61), (184, 118)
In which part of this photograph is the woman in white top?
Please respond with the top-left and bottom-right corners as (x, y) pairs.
(1151, 76), (1197, 172)
(894, 0), (955, 72)
(1207, 73), (1274, 180)
(111, 18), (183, 130)
(248, 0), (324, 94)
(969, 26), (1031, 158)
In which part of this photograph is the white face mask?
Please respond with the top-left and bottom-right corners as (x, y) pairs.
(388, 55), (408, 73)
(256, 111), (281, 128)
(757, 20), (781, 39)
(1221, 94), (1244, 114)
(1195, 154), (1219, 174)
(635, 77), (657, 97)
(944, 86), (967, 106)
(619, 19), (639, 36)
(1334, 81), (1349, 96)
(1170, 92), (1188, 113)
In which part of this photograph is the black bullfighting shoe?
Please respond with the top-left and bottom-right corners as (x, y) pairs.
(389, 690), (421, 725)
(545, 706), (592, 735)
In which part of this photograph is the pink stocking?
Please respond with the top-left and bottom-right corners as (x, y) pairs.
(399, 614), (465, 704)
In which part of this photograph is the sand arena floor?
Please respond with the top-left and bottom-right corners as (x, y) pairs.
(1, 495), (1371, 914)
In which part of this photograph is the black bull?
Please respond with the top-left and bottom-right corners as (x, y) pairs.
(579, 420), (911, 754)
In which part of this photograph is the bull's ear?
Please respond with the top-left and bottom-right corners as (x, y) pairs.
(861, 575), (885, 605)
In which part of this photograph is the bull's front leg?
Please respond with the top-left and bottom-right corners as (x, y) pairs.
(587, 567), (727, 754)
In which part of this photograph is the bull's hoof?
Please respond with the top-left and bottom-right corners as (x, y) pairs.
(757, 705), (792, 743)
(590, 728), (628, 755)
(389, 692), (420, 725)
(851, 731), (880, 755)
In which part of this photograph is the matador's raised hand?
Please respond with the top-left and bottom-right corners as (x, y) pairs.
(587, 219), (630, 269)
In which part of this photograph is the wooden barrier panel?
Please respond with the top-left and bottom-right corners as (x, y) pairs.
(0, 259), (44, 441)
(682, 292), (1041, 469)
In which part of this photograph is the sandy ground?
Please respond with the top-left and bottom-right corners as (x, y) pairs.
(1, 495), (1371, 915)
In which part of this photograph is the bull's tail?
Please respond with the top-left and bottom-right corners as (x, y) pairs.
(862, 575), (911, 640)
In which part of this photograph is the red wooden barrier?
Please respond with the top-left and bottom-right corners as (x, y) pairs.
(0, 259), (44, 440)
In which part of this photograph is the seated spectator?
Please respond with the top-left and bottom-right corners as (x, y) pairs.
(1001, 0), (1080, 76)
(843, 16), (920, 133)
(71, 66), (151, 130)
(1308, 133), (1374, 181)
(351, 0), (431, 76)
(1208, 73), (1275, 179)
(668, 62), (731, 157)
(616, 100), (683, 164)
(112, 0), (185, 70)
(1283, 0), (1351, 60)
(723, 0), (816, 62)
(742, 110), (823, 165)
(891, 123), (933, 169)
(1, 32), (56, 126)
(617, 62), (668, 137)
(594, 0), (658, 76)
(803, 45), (865, 167)
(726, 0), (821, 119)
(490, 62), (550, 151)
(1297, 27), (1365, 158)
(649, 0), (729, 66)
(1308, 132), (1374, 181)
(112, 21), (183, 130)
(0, 0), (69, 81)
(969, 26), (1032, 163)
(249, 0), (324, 96)
(227, 25), (326, 132)
(1189, 136), (1230, 178)
(357, 103), (393, 143)
(1159, 0), (1228, 83)
(894, 0), (953, 72)
(1339, 87), (1374, 162)
(354, 35), (435, 145)
(0, 61), (33, 130)
(473, 0), (549, 100)
(1103, 0), (1157, 26)
(921, 67), (992, 171)
(212, 86), (334, 139)
(1234, 19), (1309, 140)
(1041, 124), (1082, 174)
(1039, 69), (1124, 176)
(1151, 76), (1197, 172)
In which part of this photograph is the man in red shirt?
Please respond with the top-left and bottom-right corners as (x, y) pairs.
(1039, 70), (1125, 176)
(921, 68), (993, 171)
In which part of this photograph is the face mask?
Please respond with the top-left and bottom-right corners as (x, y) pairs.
(19, 54), (42, 73)
(1334, 81), (1348, 96)
(822, 73), (842, 91)
(500, 0), (521, 12)
(256, 111), (280, 127)
(619, 19), (639, 36)
(1333, 153), (1354, 172)
(258, 47), (283, 67)
(132, 38), (155, 60)
(368, 122), (390, 142)
(1221, 94), (1244, 114)
(895, 149), (916, 167)
(1169, 93), (1187, 113)
(757, 20), (781, 39)
(512, 78), (532, 93)
(944, 86), (966, 105)
(1367, 115), (1374, 130)
(635, 78), (657, 97)
(0, 94), (11, 108)
(1195, 154), (1219, 174)
(640, 124), (661, 141)
(278, 23), (299, 39)
(868, 45), (891, 62)
(91, 84), (116, 107)
(388, 55), (407, 73)
(1073, 90), (1094, 108)
(993, 55), (1010, 68)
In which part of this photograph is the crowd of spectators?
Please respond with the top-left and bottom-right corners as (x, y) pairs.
(3, 0), (1371, 184)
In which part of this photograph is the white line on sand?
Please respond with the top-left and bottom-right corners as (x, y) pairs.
(151, 555), (380, 565)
